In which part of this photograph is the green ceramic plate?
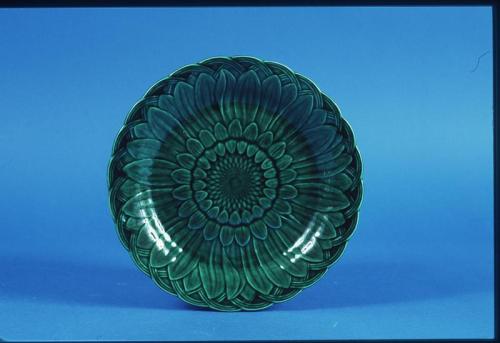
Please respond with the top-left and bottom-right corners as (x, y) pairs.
(108, 56), (363, 311)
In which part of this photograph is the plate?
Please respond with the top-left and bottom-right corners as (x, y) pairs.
(108, 56), (363, 311)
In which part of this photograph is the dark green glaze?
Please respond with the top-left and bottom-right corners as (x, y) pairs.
(108, 56), (363, 311)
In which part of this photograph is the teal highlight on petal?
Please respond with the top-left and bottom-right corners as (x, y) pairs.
(173, 185), (192, 200)
(215, 142), (226, 156)
(268, 142), (286, 159)
(193, 167), (207, 179)
(235, 226), (251, 247)
(257, 131), (273, 148)
(246, 144), (259, 157)
(220, 226), (235, 246)
(203, 221), (220, 240)
(176, 153), (196, 169)
(127, 139), (169, 160)
(263, 188), (276, 199)
(250, 221), (268, 240)
(214, 122), (228, 140)
(205, 149), (217, 162)
(254, 150), (266, 164)
(194, 190), (208, 201)
(243, 122), (259, 141)
(192, 180), (207, 191)
(280, 185), (298, 199)
(276, 154), (293, 169)
(258, 197), (272, 209)
(186, 138), (204, 157)
(264, 178), (278, 188)
(225, 139), (237, 154)
(229, 211), (242, 225)
(199, 199), (213, 211)
(279, 169), (297, 184)
(123, 159), (176, 186)
(261, 158), (273, 170)
(263, 210), (282, 229)
(263, 168), (276, 178)
(228, 119), (243, 137)
(251, 205), (264, 218)
(217, 209), (229, 224)
(178, 199), (197, 218)
(241, 209), (253, 224)
(234, 70), (261, 123)
(237, 141), (248, 155)
(207, 206), (220, 219)
(199, 129), (216, 148)
(172, 168), (191, 184)
(188, 211), (207, 230)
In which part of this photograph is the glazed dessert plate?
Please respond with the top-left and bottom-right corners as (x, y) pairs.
(107, 56), (363, 311)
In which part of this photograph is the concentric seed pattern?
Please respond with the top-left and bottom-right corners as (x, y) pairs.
(108, 56), (363, 311)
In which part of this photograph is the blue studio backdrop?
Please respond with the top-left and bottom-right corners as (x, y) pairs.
(0, 6), (494, 340)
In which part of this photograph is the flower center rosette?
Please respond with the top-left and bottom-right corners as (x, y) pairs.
(108, 56), (363, 311)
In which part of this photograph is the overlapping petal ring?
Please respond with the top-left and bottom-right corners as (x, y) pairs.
(108, 56), (363, 311)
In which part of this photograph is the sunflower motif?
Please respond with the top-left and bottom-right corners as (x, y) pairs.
(108, 56), (363, 311)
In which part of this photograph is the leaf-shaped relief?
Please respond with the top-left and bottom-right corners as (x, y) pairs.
(146, 107), (189, 146)
(123, 159), (177, 186)
(276, 83), (298, 117)
(287, 125), (338, 162)
(256, 131), (274, 149)
(249, 221), (268, 240)
(199, 241), (225, 299)
(173, 82), (203, 131)
(255, 75), (282, 132)
(183, 268), (202, 293)
(302, 108), (327, 131)
(268, 141), (286, 160)
(292, 182), (350, 213)
(279, 185), (298, 200)
(228, 119), (243, 138)
(234, 226), (251, 247)
(243, 122), (259, 141)
(327, 172), (354, 191)
(272, 94), (314, 142)
(219, 225), (234, 246)
(222, 248), (242, 300)
(127, 139), (171, 160)
(188, 211), (208, 230)
(239, 283), (257, 302)
(167, 232), (204, 280)
(234, 70), (261, 125)
(262, 230), (307, 278)
(263, 209), (282, 229)
(194, 73), (219, 126)
(253, 238), (292, 288)
(279, 169), (297, 184)
(185, 138), (204, 157)
(241, 244), (273, 295)
(216, 69), (237, 125)
(131, 122), (156, 140)
(302, 156), (354, 189)
(117, 179), (150, 201)
(198, 129), (217, 148)
(203, 220), (221, 241)
(122, 188), (174, 218)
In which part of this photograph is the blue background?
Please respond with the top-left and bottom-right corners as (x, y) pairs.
(0, 6), (493, 340)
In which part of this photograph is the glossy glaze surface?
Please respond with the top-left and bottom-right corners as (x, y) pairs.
(107, 56), (363, 311)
